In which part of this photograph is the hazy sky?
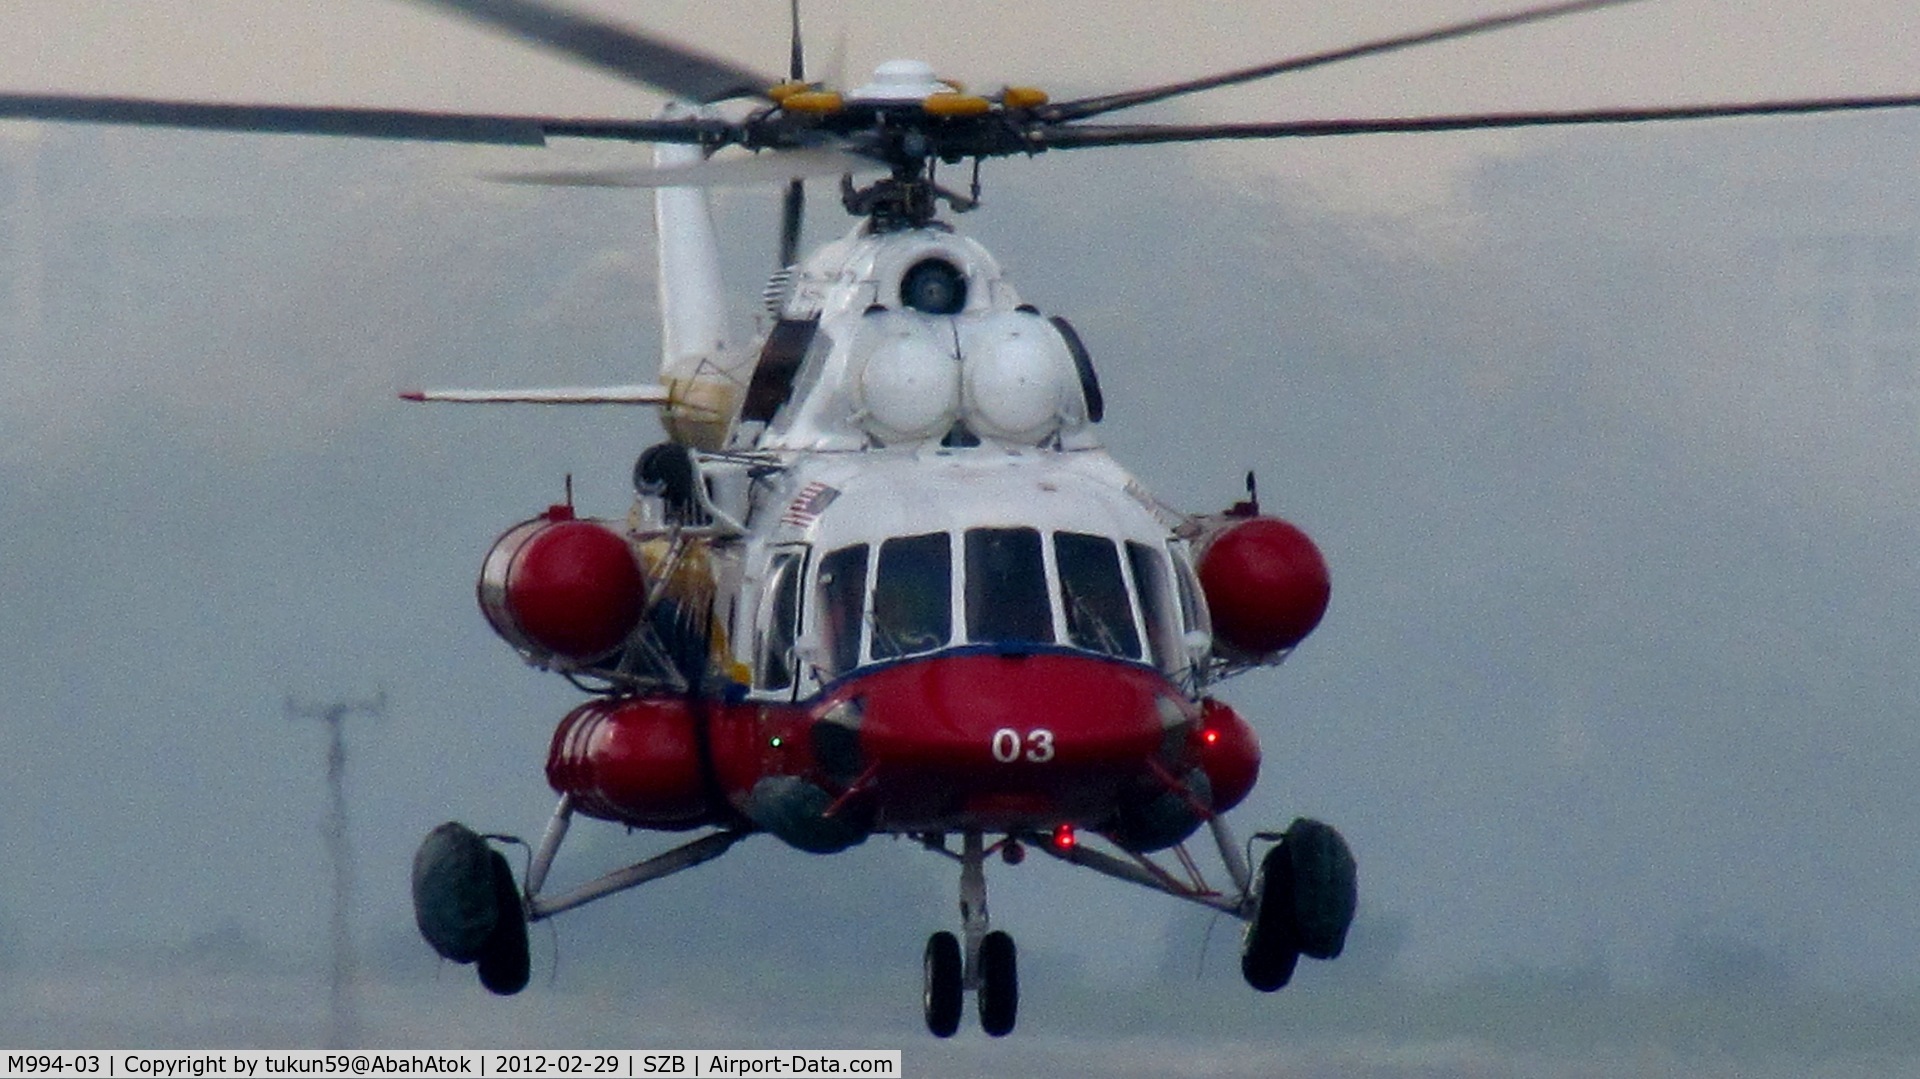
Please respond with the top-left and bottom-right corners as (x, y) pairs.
(3, 0), (1920, 1060)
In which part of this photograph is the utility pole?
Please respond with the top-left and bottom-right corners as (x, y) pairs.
(287, 691), (386, 1050)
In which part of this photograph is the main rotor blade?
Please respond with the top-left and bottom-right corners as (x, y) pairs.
(1041, 0), (1650, 124)
(415, 0), (779, 103)
(490, 145), (874, 187)
(0, 91), (732, 146)
(1035, 92), (1920, 149)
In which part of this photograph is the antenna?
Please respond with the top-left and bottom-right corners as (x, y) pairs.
(286, 690), (387, 1050)
(1227, 470), (1261, 518)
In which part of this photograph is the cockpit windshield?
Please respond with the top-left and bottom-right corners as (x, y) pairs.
(804, 527), (1187, 680)
(815, 543), (868, 678)
(1054, 531), (1141, 659)
(965, 527), (1052, 645)
(871, 532), (952, 660)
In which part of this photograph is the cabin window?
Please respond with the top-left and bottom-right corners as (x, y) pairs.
(816, 543), (869, 678)
(1126, 540), (1182, 671)
(756, 548), (805, 691)
(1054, 531), (1142, 659)
(871, 532), (952, 661)
(965, 527), (1053, 645)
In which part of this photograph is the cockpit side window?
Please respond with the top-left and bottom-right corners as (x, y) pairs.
(1126, 540), (1182, 672)
(871, 532), (952, 661)
(815, 543), (869, 678)
(756, 548), (806, 691)
(965, 527), (1053, 645)
(1054, 531), (1142, 660)
(1171, 545), (1210, 638)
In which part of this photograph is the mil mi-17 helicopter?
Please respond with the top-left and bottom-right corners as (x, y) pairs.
(10, 0), (1920, 1038)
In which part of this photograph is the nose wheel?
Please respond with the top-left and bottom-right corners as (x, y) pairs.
(976, 929), (1018, 1037)
(922, 931), (962, 1037)
(921, 832), (1019, 1038)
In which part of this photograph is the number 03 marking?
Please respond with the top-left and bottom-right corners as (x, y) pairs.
(991, 727), (1056, 763)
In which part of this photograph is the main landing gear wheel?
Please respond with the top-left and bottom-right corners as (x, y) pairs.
(411, 821), (531, 996)
(1240, 841), (1301, 991)
(976, 930), (1018, 1038)
(476, 848), (531, 995)
(1241, 817), (1356, 993)
(923, 932), (963, 1038)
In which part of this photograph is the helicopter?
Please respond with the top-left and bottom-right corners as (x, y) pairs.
(10, 0), (1920, 1040)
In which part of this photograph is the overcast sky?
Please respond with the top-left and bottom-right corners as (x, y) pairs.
(2, 0), (1919, 1063)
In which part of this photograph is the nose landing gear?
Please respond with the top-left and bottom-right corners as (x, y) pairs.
(920, 831), (1020, 1038)
(922, 931), (963, 1037)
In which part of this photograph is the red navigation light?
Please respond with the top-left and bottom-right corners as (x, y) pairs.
(1051, 823), (1077, 851)
(1196, 698), (1261, 814)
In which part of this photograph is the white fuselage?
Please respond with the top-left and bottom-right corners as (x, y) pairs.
(649, 218), (1211, 703)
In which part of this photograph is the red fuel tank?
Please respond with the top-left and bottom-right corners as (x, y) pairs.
(478, 509), (645, 665)
(546, 697), (718, 829)
(1196, 516), (1330, 658)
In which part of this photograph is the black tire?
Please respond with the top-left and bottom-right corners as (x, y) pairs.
(1284, 818), (1357, 961)
(1241, 842), (1300, 992)
(977, 930), (1018, 1038)
(412, 822), (501, 964)
(923, 932), (962, 1038)
(475, 849), (531, 996)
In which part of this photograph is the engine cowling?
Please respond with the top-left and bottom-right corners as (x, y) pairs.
(546, 697), (718, 829)
(1196, 515), (1330, 659)
(478, 508), (645, 666)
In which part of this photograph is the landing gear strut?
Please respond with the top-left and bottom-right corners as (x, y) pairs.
(920, 831), (1019, 1038)
(410, 798), (748, 997)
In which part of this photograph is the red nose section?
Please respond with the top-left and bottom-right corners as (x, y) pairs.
(833, 652), (1194, 831)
